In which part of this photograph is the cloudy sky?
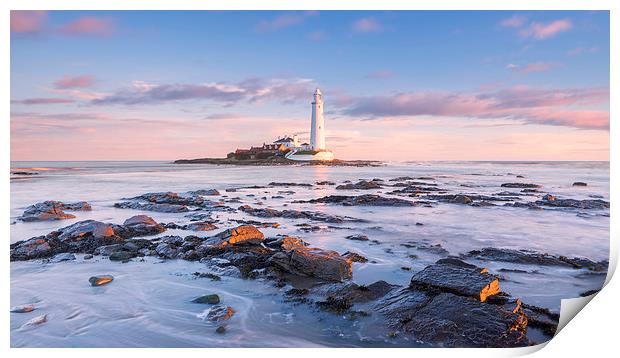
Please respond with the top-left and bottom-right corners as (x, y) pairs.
(11, 10), (609, 161)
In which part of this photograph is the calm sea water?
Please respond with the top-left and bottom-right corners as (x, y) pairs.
(10, 161), (610, 347)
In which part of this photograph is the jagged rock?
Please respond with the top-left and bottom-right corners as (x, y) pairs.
(192, 272), (222, 281)
(375, 289), (528, 347)
(238, 205), (362, 223)
(342, 251), (368, 263)
(89, 275), (114, 286)
(501, 183), (541, 188)
(113, 215), (166, 238)
(128, 191), (205, 206)
(20, 314), (48, 328)
(535, 198), (609, 210)
(465, 247), (607, 271)
(314, 281), (397, 304)
(409, 259), (499, 302)
(316, 181), (336, 185)
(388, 185), (444, 195)
(114, 201), (188, 213)
(192, 294), (220, 304)
(189, 189), (221, 196)
(201, 225), (265, 248)
(185, 221), (218, 231)
(572, 182), (587, 187)
(345, 234), (369, 241)
(18, 200), (91, 222)
(199, 305), (235, 321)
(109, 251), (136, 261)
(50, 252), (76, 262)
(299, 194), (415, 207)
(11, 304), (35, 313)
(265, 236), (307, 251)
(270, 246), (353, 282)
(268, 182), (312, 187)
(336, 180), (382, 190)
(542, 194), (556, 201)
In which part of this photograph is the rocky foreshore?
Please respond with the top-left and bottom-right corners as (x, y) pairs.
(173, 157), (383, 167)
(10, 172), (609, 347)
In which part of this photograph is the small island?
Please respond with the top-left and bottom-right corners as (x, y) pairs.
(174, 89), (382, 167)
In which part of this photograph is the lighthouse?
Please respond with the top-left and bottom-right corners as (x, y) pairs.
(310, 88), (325, 150)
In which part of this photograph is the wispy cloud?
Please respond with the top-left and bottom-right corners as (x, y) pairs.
(53, 75), (96, 89)
(92, 77), (315, 106)
(306, 30), (326, 41)
(506, 61), (559, 74)
(58, 16), (115, 37)
(500, 15), (527, 28)
(352, 18), (382, 33)
(567, 46), (599, 56)
(255, 11), (317, 33)
(11, 10), (47, 34)
(341, 86), (609, 130)
(366, 70), (394, 79)
(11, 98), (75, 105)
(519, 19), (572, 40)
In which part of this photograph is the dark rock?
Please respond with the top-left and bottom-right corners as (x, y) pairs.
(298, 194), (415, 207)
(269, 246), (353, 282)
(89, 275), (114, 286)
(425, 194), (473, 205)
(239, 205), (362, 223)
(342, 251), (368, 263)
(285, 288), (310, 296)
(268, 182), (312, 187)
(109, 251), (136, 261)
(128, 191), (205, 206)
(521, 303), (559, 337)
(215, 326), (226, 334)
(336, 180), (382, 190)
(465, 247), (608, 271)
(345, 234), (369, 241)
(83, 254), (93, 260)
(579, 289), (599, 297)
(501, 183), (541, 188)
(193, 272), (222, 281)
(316, 181), (336, 185)
(189, 189), (220, 196)
(113, 215), (166, 238)
(572, 182), (588, 187)
(18, 200), (91, 222)
(201, 225), (265, 248)
(185, 222), (218, 231)
(192, 294), (221, 304)
(114, 201), (189, 213)
(535, 198), (609, 210)
(542, 194), (556, 201)
(409, 259), (499, 302)
(375, 289), (528, 347)
(50, 252), (76, 262)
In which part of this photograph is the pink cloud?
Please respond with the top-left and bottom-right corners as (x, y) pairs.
(11, 98), (75, 105)
(343, 86), (609, 130)
(519, 19), (572, 40)
(500, 15), (526, 28)
(352, 18), (382, 33)
(507, 61), (558, 74)
(11, 11), (47, 34)
(53, 75), (95, 89)
(58, 17), (114, 37)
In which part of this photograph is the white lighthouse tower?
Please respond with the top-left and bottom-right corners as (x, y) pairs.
(285, 88), (334, 161)
(310, 88), (325, 150)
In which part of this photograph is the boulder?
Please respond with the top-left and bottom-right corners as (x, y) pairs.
(572, 182), (588, 187)
(465, 247), (608, 271)
(192, 294), (220, 304)
(114, 201), (189, 213)
(345, 234), (369, 241)
(199, 305), (235, 321)
(342, 251), (368, 263)
(238, 205), (362, 223)
(336, 180), (382, 190)
(203, 225), (265, 248)
(18, 200), (91, 222)
(11, 304), (35, 313)
(314, 280), (397, 304)
(409, 259), (500, 302)
(500, 183), (541, 188)
(89, 275), (114, 286)
(114, 215), (166, 238)
(50, 252), (76, 263)
(185, 222), (218, 231)
(535, 198), (609, 210)
(270, 246), (353, 282)
(375, 290), (528, 348)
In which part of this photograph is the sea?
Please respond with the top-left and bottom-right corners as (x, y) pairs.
(10, 160), (610, 347)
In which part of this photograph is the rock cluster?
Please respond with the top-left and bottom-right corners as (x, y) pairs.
(239, 204), (363, 223)
(18, 200), (91, 222)
(298, 194), (415, 207)
(335, 180), (382, 190)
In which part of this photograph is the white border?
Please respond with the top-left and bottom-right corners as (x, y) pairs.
(3, 1), (617, 357)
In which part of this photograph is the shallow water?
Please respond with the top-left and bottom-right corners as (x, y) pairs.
(10, 161), (610, 347)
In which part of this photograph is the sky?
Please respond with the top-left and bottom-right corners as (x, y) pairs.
(10, 10), (610, 161)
